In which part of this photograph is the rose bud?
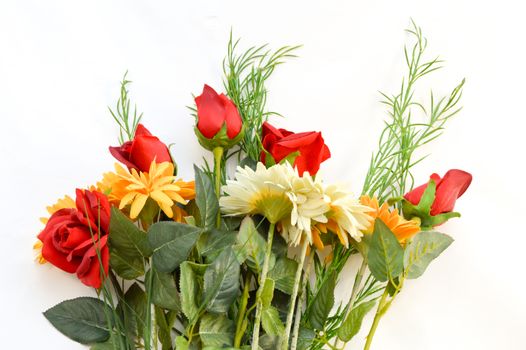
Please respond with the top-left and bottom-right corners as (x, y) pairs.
(109, 124), (172, 173)
(402, 169), (472, 229)
(37, 189), (111, 288)
(261, 121), (331, 176)
(194, 84), (244, 150)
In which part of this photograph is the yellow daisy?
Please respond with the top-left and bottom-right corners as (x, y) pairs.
(100, 161), (195, 220)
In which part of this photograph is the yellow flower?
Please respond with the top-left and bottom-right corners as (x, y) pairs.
(359, 195), (420, 243)
(99, 161), (195, 220)
(35, 194), (76, 264)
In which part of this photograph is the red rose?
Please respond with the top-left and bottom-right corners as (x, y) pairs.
(38, 189), (111, 288)
(404, 169), (472, 216)
(194, 85), (243, 150)
(261, 122), (331, 176)
(109, 124), (172, 173)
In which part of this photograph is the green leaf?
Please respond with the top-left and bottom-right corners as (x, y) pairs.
(108, 207), (151, 279)
(261, 306), (285, 335)
(148, 221), (201, 272)
(307, 272), (336, 330)
(268, 257), (298, 294)
(337, 300), (376, 342)
(203, 247), (240, 313)
(155, 307), (174, 350)
(197, 229), (237, 261)
(404, 231), (454, 279)
(259, 335), (281, 350)
(296, 327), (315, 350)
(367, 218), (404, 282)
(43, 297), (113, 345)
(175, 336), (189, 350)
(234, 216), (270, 273)
(261, 278), (275, 308)
(120, 283), (147, 340)
(146, 268), (180, 311)
(90, 337), (119, 350)
(180, 261), (200, 321)
(417, 179), (437, 213)
(194, 165), (219, 229)
(199, 313), (235, 347)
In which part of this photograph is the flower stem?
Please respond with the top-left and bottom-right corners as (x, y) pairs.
(290, 249), (313, 350)
(364, 287), (389, 350)
(335, 258), (368, 348)
(251, 222), (276, 350)
(282, 238), (309, 350)
(213, 146), (224, 228)
(234, 272), (251, 347)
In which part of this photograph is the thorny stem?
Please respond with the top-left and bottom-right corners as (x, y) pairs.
(251, 222), (276, 350)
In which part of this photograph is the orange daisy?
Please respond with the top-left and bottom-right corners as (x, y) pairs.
(360, 195), (420, 243)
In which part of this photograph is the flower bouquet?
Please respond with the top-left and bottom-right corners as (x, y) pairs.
(35, 21), (472, 350)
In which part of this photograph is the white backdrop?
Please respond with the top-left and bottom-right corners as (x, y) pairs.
(1, 1), (525, 349)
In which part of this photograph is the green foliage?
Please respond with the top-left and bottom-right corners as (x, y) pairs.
(120, 283), (147, 340)
(234, 216), (273, 273)
(404, 231), (454, 279)
(306, 272), (336, 330)
(337, 300), (376, 342)
(179, 261), (200, 322)
(362, 19), (465, 202)
(262, 306), (285, 335)
(148, 221), (201, 273)
(194, 165), (219, 230)
(223, 32), (300, 161)
(43, 297), (113, 345)
(203, 247), (240, 313)
(268, 257), (298, 295)
(146, 268), (180, 312)
(108, 71), (143, 144)
(108, 207), (151, 279)
(199, 314), (235, 347)
(367, 219), (404, 282)
(197, 229), (237, 261)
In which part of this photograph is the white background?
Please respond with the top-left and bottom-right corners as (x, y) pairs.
(1, 0), (525, 349)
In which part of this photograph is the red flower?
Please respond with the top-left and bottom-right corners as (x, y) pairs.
(38, 189), (111, 288)
(194, 85), (243, 150)
(261, 122), (331, 176)
(404, 169), (472, 216)
(109, 124), (172, 173)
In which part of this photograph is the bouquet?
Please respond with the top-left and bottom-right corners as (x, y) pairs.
(35, 21), (472, 350)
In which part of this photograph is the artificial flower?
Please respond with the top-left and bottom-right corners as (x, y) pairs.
(260, 121), (330, 176)
(37, 189), (110, 288)
(34, 194), (76, 264)
(360, 195), (420, 243)
(404, 169), (472, 215)
(194, 84), (243, 150)
(220, 162), (329, 246)
(100, 161), (195, 220)
(109, 123), (172, 173)
(313, 184), (372, 249)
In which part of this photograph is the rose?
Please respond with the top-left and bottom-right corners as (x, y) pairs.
(194, 84), (243, 150)
(260, 121), (331, 176)
(37, 189), (111, 288)
(110, 124), (172, 173)
(402, 169), (472, 228)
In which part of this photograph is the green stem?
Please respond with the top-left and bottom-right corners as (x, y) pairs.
(364, 288), (389, 350)
(144, 266), (154, 350)
(251, 222), (276, 350)
(290, 249), (313, 350)
(234, 273), (251, 347)
(213, 146), (224, 229)
(336, 258), (368, 348)
(282, 238), (309, 350)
